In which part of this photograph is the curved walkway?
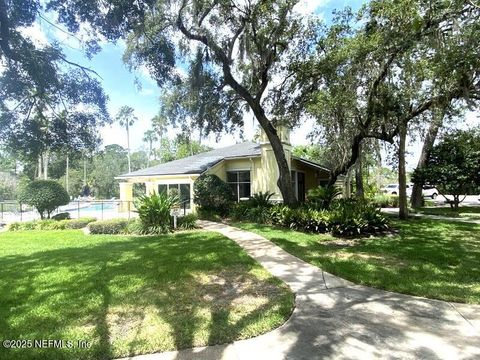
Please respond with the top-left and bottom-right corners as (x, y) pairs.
(123, 221), (480, 360)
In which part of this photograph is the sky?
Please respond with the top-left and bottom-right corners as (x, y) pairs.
(26, 0), (478, 170)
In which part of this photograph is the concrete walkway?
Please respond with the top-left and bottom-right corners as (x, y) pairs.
(123, 221), (480, 360)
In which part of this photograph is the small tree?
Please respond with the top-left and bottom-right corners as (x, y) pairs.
(18, 180), (70, 219)
(194, 175), (234, 216)
(412, 130), (480, 210)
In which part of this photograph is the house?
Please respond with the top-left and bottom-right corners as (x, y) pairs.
(116, 128), (344, 212)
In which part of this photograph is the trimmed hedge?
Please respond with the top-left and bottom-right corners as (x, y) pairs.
(87, 218), (131, 235)
(8, 217), (97, 231)
(17, 180), (70, 219)
(177, 214), (198, 230)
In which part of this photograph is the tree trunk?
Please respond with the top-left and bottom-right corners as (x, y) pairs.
(411, 109), (444, 208)
(43, 151), (49, 180)
(374, 139), (382, 189)
(126, 123), (131, 173)
(355, 142), (364, 198)
(66, 155), (69, 193)
(398, 121), (408, 220)
(37, 155), (43, 179)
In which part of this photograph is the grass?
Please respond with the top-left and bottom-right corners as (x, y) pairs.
(417, 206), (480, 220)
(0, 230), (293, 360)
(233, 218), (480, 304)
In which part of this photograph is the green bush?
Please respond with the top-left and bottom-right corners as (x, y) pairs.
(17, 180), (70, 219)
(134, 192), (178, 234)
(306, 185), (341, 210)
(230, 202), (270, 223)
(247, 192), (274, 208)
(329, 198), (389, 236)
(194, 174), (234, 216)
(7, 217), (97, 231)
(371, 194), (399, 208)
(87, 218), (130, 234)
(177, 214), (198, 230)
(269, 205), (330, 233)
(52, 212), (71, 220)
(197, 208), (224, 221)
(65, 217), (97, 229)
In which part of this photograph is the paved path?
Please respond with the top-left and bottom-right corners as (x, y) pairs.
(123, 221), (480, 360)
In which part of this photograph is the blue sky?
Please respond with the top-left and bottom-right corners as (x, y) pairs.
(35, 0), (367, 153)
(26, 0), (476, 169)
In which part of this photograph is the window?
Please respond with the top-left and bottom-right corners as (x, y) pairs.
(291, 170), (306, 202)
(227, 171), (251, 201)
(157, 183), (191, 209)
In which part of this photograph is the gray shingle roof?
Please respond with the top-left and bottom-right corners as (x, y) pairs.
(118, 142), (261, 178)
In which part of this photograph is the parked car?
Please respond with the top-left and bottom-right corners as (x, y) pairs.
(381, 183), (413, 196)
(422, 185), (439, 199)
(380, 183), (438, 198)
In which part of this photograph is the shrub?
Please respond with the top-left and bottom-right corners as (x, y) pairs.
(87, 218), (130, 234)
(65, 217), (97, 229)
(247, 192), (274, 208)
(371, 194), (399, 208)
(197, 208), (224, 221)
(52, 212), (71, 220)
(17, 180), (70, 219)
(329, 198), (389, 236)
(269, 205), (329, 233)
(194, 174), (234, 216)
(230, 201), (271, 223)
(134, 192), (178, 234)
(306, 185), (341, 210)
(177, 214), (198, 230)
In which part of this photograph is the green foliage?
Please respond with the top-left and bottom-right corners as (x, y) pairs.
(328, 199), (390, 236)
(247, 192), (274, 208)
(0, 172), (18, 201)
(371, 194), (400, 208)
(306, 185), (341, 210)
(194, 175), (234, 216)
(17, 180), (70, 219)
(7, 217), (96, 231)
(134, 192), (178, 234)
(177, 214), (198, 230)
(65, 217), (97, 229)
(87, 218), (131, 235)
(269, 205), (330, 233)
(413, 129), (480, 209)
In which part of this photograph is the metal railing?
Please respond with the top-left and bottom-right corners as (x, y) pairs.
(0, 198), (192, 224)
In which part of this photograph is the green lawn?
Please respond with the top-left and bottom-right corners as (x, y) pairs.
(0, 230), (293, 360)
(417, 206), (480, 220)
(234, 218), (480, 304)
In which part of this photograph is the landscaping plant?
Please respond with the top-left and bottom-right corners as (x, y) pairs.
(194, 174), (234, 217)
(306, 185), (341, 210)
(134, 192), (178, 234)
(17, 180), (70, 219)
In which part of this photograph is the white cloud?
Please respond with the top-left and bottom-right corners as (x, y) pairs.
(18, 22), (49, 47)
(293, 0), (330, 15)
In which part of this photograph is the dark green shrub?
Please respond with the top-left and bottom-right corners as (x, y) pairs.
(52, 212), (71, 220)
(18, 180), (70, 219)
(268, 205), (329, 233)
(194, 174), (234, 216)
(65, 217), (97, 229)
(87, 218), (130, 234)
(197, 208), (224, 221)
(177, 214), (198, 230)
(247, 192), (274, 208)
(306, 185), (342, 210)
(7, 222), (22, 231)
(329, 198), (389, 236)
(134, 192), (178, 234)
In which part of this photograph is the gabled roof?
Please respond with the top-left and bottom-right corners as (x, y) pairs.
(117, 142), (261, 178)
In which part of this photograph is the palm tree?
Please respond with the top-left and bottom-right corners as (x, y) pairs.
(142, 129), (158, 167)
(151, 114), (168, 162)
(115, 106), (138, 173)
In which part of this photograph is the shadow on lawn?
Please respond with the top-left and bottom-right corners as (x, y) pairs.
(0, 232), (291, 360)
(241, 219), (480, 303)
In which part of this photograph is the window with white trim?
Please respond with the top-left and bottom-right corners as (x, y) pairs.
(227, 171), (251, 201)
